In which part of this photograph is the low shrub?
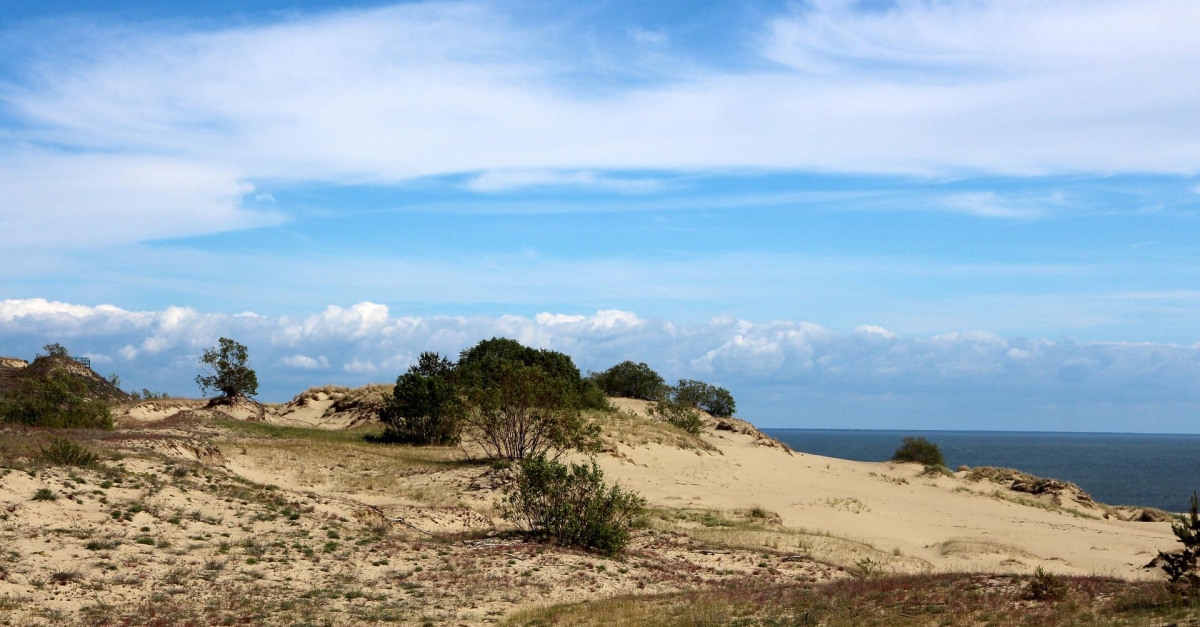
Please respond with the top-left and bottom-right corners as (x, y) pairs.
(32, 488), (56, 501)
(647, 399), (705, 436)
(892, 437), (945, 467)
(500, 455), (646, 555)
(1027, 566), (1068, 601)
(33, 437), (99, 468)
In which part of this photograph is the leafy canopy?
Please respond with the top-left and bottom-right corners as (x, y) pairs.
(379, 352), (461, 445)
(589, 361), (666, 401)
(195, 337), (258, 398)
(460, 357), (600, 461)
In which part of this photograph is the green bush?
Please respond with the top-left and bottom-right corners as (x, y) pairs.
(460, 359), (599, 461)
(32, 488), (56, 501)
(891, 436), (945, 467)
(34, 436), (100, 467)
(500, 455), (646, 556)
(1156, 491), (1200, 591)
(379, 352), (461, 445)
(589, 361), (666, 401)
(195, 337), (258, 399)
(671, 379), (736, 418)
(1026, 566), (1068, 601)
(0, 368), (113, 429)
(647, 399), (705, 435)
(457, 338), (609, 411)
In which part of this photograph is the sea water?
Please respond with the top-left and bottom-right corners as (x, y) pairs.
(763, 429), (1200, 513)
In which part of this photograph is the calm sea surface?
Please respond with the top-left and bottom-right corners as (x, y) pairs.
(762, 429), (1200, 513)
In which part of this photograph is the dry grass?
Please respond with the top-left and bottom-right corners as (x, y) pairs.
(643, 506), (928, 573)
(592, 409), (716, 453)
(504, 574), (1200, 627)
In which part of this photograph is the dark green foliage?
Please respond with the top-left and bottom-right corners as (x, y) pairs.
(34, 436), (100, 467)
(458, 338), (609, 411)
(589, 361), (666, 401)
(130, 389), (170, 401)
(379, 352), (461, 445)
(0, 368), (113, 429)
(1027, 566), (1068, 601)
(32, 488), (56, 501)
(1156, 492), (1200, 591)
(892, 436), (945, 467)
(671, 379), (736, 418)
(460, 358), (600, 460)
(42, 343), (69, 358)
(501, 454), (646, 555)
(648, 399), (705, 435)
(195, 337), (258, 398)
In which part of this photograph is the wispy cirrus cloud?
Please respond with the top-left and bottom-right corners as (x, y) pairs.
(2, 1), (1200, 248)
(3, 298), (1200, 432)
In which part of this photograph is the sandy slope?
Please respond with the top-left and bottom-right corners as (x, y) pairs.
(598, 399), (1175, 579)
(0, 390), (1185, 625)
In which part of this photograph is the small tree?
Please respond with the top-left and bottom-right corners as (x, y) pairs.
(500, 454), (646, 556)
(195, 338), (258, 399)
(891, 436), (945, 467)
(380, 352), (462, 445)
(460, 360), (599, 461)
(1156, 492), (1200, 591)
(590, 361), (666, 400)
(42, 343), (69, 358)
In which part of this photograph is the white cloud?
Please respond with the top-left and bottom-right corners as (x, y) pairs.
(465, 170), (666, 194)
(3, 298), (1199, 431)
(2, 1), (1200, 246)
(280, 354), (329, 369)
(855, 324), (898, 339)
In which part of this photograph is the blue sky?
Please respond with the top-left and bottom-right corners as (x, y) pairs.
(2, 0), (1200, 431)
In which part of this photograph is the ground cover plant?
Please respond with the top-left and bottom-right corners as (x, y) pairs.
(500, 455), (646, 556)
(505, 573), (1200, 627)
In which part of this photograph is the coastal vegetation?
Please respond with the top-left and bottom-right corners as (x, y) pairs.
(891, 436), (945, 467)
(195, 337), (259, 399)
(1154, 491), (1200, 591)
(500, 454), (646, 555)
(0, 340), (1196, 625)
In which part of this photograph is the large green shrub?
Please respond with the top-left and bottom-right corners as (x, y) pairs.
(501, 454), (646, 556)
(0, 368), (113, 429)
(590, 361), (666, 401)
(458, 338), (609, 411)
(460, 359), (599, 461)
(671, 379), (736, 418)
(1156, 492), (1200, 591)
(195, 337), (258, 399)
(379, 352), (461, 445)
(891, 436), (945, 467)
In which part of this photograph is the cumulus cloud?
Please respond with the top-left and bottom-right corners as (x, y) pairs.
(2, 1), (1200, 246)
(2, 298), (1199, 432)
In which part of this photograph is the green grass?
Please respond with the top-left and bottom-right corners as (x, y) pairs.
(212, 418), (385, 443)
